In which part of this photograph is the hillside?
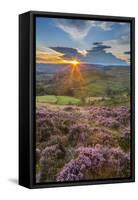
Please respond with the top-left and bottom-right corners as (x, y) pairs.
(36, 64), (130, 101)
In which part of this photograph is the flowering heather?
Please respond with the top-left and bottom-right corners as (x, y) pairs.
(56, 156), (90, 181)
(57, 146), (130, 181)
(118, 127), (130, 151)
(107, 147), (130, 176)
(40, 144), (65, 162)
(36, 105), (131, 182)
(88, 106), (130, 129)
(47, 135), (68, 147)
(36, 106), (80, 143)
(121, 127), (130, 140)
(38, 144), (66, 182)
(68, 124), (91, 146)
(88, 127), (118, 147)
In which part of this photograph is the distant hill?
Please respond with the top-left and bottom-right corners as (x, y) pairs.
(36, 63), (129, 74)
(36, 63), (130, 98)
(36, 64), (68, 74)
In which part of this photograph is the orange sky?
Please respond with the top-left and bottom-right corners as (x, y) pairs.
(36, 49), (81, 64)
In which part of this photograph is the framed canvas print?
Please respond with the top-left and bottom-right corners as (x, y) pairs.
(19, 11), (135, 189)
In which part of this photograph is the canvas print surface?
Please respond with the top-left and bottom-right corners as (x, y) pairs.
(35, 17), (131, 183)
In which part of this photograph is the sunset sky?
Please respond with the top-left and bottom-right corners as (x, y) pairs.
(36, 16), (131, 65)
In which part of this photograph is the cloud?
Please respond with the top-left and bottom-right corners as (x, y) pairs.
(90, 43), (111, 52)
(36, 46), (86, 64)
(119, 35), (130, 44)
(96, 22), (114, 31)
(49, 46), (78, 55)
(124, 51), (130, 55)
(103, 35), (130, 63)
(36, 49), (64, 64)
(47, 43), (128, 65)
(77, 49), (88, 56)
(83, 42), (127, 65)
(49, 46), (85, 59)
(54, 19), (117, 41)
(92, 21), (126, 31)
(54, 19), (93, 41)
(124, 51), (131, 63)
(93, 42), (103, 45)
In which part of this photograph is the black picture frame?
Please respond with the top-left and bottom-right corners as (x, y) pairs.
(19, 11), (135, 189)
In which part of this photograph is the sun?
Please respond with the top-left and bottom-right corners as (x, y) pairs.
(69, 59), (80, 66)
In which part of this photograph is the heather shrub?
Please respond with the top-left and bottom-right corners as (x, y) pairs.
(47, 135), (68, 147)
(88, 106), (130, 129)
(36, 107), (76, 143)
(63, 106), (80, 112)
(118, 127), (130, 151)
(68, 124), (91, 146)
(38, 144), (66, 182)
(36, 105), (131, 182)
(36, 108), (58, 142)
(36, 141), (48, 151)
(57, 145), (130, 181)
(40, 144), (66, 160)
(88, 127), (118, 147)
(121, 127), (130, 140)
(107, 147), (130, 177)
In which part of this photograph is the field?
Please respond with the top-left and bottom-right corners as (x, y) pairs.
(36, 95), (81, 105)
(36, 104), (130, 182)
